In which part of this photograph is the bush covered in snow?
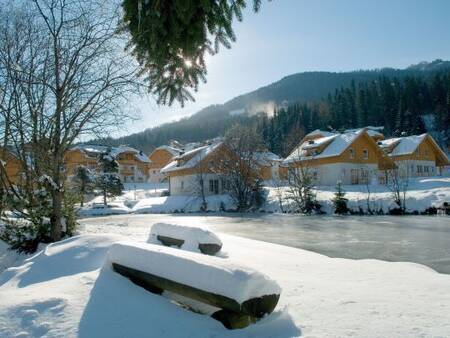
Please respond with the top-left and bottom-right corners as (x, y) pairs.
(0, 187), (77, 253)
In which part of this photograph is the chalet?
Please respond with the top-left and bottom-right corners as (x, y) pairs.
(284, 128), (395, 185)
(254, 151), (283, 181)
(65, 145), (151, 183)
(148, 146), (182, 183)
(161, 142), (232, 196)
(378, 133), (449, 177)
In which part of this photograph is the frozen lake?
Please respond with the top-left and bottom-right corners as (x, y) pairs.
(79, 214), (450, 274)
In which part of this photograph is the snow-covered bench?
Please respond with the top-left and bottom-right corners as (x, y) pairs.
(149, 223), (222, 255)
(107, 241), (281, 329)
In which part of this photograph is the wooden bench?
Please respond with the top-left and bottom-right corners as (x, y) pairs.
(108, 241), (281, 329)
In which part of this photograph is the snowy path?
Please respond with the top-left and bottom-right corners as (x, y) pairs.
(1, 215), (450, 337)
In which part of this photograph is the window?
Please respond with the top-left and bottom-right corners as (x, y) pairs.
(362, 149), (369, 160)
(424, 166), (429, 173)
(313, 171), (318, 181)
(361, 169), (369, 184)
(349, 148), (355, 159)
(209, 179), (219, 194)
(130, 166), (134, 170)
(417, 165), (422, 174)
(424, 149), (429, 158)
(181, 181), (184, 190)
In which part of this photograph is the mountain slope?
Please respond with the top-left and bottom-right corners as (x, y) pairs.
(97, 60), (450, 153)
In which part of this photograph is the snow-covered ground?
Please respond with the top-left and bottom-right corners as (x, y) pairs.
(1, 217), (450, 337)
(78, 177), (450, 216)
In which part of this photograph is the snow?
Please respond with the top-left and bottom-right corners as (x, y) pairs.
(161, 142), (223, 173)
(264, 176), (450, 214)
(1, 223), (450, 337)
(149, 223), (222, 253)
(0, 240), (23, 274)
(305, 129), (336, 138)
(76, 177), (450, 216)
(106, 241), (280, 303)
(132, 194), (235, 213)
(379, 134), (426, 156)
(253, 151), (282, 166)
(285, 129), (364, 162)
(152, 145), (182, 157)
(74, 144), (150, 163)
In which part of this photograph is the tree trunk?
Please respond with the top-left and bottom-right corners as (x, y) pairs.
(51, 189), (63, 241)
(103, 188), (107, 206)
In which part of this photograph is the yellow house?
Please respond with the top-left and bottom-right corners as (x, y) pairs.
(148, 146), (182, 183)
(161, 142), (253, 196)
(284, 128), (395, 185)
(254, 152), (283, 181)
(378, 133), (449, 177)
(0, 148), (23, 185)
(65, 145), (151, 183)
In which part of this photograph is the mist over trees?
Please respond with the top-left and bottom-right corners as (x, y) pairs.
(97, 64), (450, 157)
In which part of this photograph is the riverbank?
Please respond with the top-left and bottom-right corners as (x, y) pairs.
(78, 177), (450, 216)
(1, 218), (450, 337)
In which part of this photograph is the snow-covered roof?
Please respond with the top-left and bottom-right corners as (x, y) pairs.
(379, 134), (427, 156)
(284, 129), (366, 163)
(305, 129), (336, 138)
(254, 151), (282, 166)
(73, 144), (150, 163)
(345, 127), (384, 138)
(153, 145), (183, 157)
(161, 142), (223, 173)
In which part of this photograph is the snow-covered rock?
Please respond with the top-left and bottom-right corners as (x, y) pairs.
(149, 223), (222, 255)
(106, 241), (281, 304)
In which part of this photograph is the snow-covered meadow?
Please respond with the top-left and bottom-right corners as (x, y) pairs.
(1, 218), (450, 337)
(77, 177), (450, 216)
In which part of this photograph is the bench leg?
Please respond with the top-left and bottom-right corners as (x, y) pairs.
(211, 310), (257, 330)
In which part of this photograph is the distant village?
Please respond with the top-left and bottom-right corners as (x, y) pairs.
(2, 127), (448, 202)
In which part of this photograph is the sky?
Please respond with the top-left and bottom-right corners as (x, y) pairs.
(125, 0), (450, 136)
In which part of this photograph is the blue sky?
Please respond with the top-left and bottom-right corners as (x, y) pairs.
(127, 0), (450, 135)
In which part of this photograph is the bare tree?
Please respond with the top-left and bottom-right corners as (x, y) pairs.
(0, 0), (140, 241)
(189, 150), (208, 211)
(215, 125), (264, 211)
(286, 161), (318, 214)
(384, 161), (410, 213)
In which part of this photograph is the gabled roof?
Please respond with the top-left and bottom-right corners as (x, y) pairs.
(285, 129), (366, 163)
(72, 144), (150, 163)
(161, 142), (223, 173)
(254, 151), (282, 166)
(153, 145), (183, 157)
(379, 133), (450, 166)
(378, 134), (426, 156)
(345, 127), (384, 139)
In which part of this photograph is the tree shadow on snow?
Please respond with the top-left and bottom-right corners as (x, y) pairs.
(3, 235), (116, 288)
(78, 267), (301, 338)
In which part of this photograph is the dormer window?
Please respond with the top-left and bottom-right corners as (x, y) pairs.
(363, 149), (368, 159)
(308, 140), (315, 145)
(349, 148), (355, 159)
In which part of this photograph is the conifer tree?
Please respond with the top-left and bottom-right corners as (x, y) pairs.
(121, 0), (263, 107)
(72, 166), (94, 207)
(96, 150), (124, 206)
(332, 181), (349, 215)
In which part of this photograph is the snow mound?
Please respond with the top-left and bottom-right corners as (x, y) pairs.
(149, 223), (223, 255)
(106, 241), (281, 303)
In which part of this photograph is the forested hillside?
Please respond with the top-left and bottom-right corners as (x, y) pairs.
(94, 60), (450, 155)
(257, 70), (450, 156)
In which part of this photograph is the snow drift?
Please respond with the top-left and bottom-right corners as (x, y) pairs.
(106, 241), (281, 303)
